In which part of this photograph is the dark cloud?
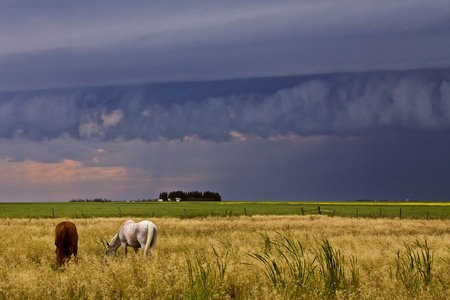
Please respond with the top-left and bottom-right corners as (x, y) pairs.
(1, 69), (449, 142)
(1, 1), (450, 90)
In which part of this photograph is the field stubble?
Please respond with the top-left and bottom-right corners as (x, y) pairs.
(0, 216), (449, 299)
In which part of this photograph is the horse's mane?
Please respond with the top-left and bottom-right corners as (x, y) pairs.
(111, 222), (126, 243)
(109, 233), (120, 245)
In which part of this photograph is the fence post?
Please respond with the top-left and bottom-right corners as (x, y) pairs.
(427, 211), (429, 220)
(332, 210), (335, 217)
(244, 207), (247, 216)
(152, 212), (154, 218)
(318, 206), (321, 215)
(301, 207), (304, 215)
(119, 207), (122, 217)
(379, 209), (382, 218)
(399, 208), (402, 219)
(52, 208), (55, 219)
(356, 208), (358, 218)
(184, 208), (187, 219)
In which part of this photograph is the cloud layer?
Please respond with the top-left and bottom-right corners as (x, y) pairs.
(1, 69), (449, 142)
(1, 1), (450, 90)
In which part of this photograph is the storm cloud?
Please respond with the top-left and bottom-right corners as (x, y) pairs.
(1, 69), (449, 142)
(1, 1), (450, 90)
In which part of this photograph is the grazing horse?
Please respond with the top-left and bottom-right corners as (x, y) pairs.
(105, 220), (157, 258)
(55, 221), (78, 266)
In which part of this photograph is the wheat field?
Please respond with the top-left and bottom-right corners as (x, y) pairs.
(0, 216), (449, 299)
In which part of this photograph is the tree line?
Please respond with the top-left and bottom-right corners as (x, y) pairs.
(69, 198), (156, 202)
(159, 190), (221, 201)
(69, 190), (222, 202)
(70, 198), (112, 202)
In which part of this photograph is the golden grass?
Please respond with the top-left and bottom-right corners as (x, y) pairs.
(0, 216), (449, 299)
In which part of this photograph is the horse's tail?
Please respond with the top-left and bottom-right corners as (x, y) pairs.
(61, 225), (72, 256)
(144, 222), (157, 256)
(56, 225), (69, 260)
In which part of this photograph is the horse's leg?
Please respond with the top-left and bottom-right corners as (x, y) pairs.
(121, 242), (128, 258)
(134, 248), (139, 254)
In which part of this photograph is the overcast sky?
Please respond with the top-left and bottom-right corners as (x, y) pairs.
(1, 0), (450, 202)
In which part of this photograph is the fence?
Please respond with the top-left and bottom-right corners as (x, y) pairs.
(48, 206), (435, 219)
(301, 206), (335, 216)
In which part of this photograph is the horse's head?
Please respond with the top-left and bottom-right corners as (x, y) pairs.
(104, 241), (117, 259)
(96, 238), (116, 261)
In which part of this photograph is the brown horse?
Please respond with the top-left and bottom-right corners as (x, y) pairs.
(55, 221), (78, 266)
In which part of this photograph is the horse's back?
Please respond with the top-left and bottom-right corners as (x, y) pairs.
(136, 221), (152, 240)
(56, 221), (77, 231)
(137, 220), (154, 229)
(122, 220), (154, 234)
(55, 222), (78, 242)
(124, 220), (157, 246)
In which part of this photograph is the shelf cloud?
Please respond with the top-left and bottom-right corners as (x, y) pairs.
(1, 69), (449, 143)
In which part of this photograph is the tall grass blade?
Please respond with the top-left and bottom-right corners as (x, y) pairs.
(248, 232), (316, 295)
(441, 245), (450, 266)
(314, 238), (349, 297)
(184, 242), (230, 299)
(393, 239), (435, 291)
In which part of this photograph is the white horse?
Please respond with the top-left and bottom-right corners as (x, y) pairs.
(105, 220), (157, 258)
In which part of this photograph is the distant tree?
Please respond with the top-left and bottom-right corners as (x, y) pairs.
(159, 192), (168, 201)
(169, 191), (186, 201)
(158, 190), (221, 201)
(202, 191), (221, 201)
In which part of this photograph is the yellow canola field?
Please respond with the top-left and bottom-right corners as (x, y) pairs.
(219, 201), (450, 206)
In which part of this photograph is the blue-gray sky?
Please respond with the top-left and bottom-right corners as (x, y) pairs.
(1, 0), (450, 202)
